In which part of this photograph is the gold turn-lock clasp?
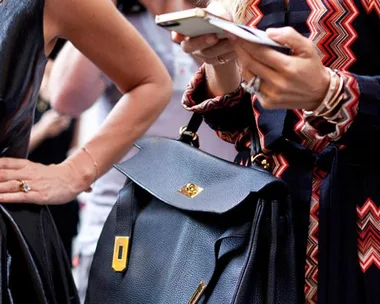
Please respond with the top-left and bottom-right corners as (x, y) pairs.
(188, 281), (207, 304)
(179, 183), (204, 198)
(112, 236), (130, 272)
(251, 153), (271, 170)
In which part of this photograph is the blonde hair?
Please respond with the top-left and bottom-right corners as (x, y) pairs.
(209, 0), (250, 23)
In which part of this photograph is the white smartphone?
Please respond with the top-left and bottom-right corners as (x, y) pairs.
(155, 8), (288, 49)
(155, 8), (226, 38)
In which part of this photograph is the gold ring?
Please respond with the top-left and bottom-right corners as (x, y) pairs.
(242, 76), (262, 95)
(19, 180), (31, 193)
(253, 76), (261, 93)
(216, 55), (227, 65)
(242, 76), (257, 94)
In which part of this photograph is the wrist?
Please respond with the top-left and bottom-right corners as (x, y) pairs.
(205, 60), (241, 97)
(304, 68), (345, 120)
(307, 67), (331, 111)
(62, 148), (99, 193)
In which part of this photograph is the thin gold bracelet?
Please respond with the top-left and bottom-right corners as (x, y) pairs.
(82, 146), (100, 181)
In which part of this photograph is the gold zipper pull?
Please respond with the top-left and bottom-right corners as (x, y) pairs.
(112, 236), (130, 272)
(188, 281), (207, 304)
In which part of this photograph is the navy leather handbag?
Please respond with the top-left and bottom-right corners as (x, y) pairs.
(85, 114), (298, 304)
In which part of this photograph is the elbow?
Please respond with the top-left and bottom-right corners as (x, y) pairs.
(159, 72), (173, 107)
(50, 86), (86, 118)
(150, 69), (173, 109)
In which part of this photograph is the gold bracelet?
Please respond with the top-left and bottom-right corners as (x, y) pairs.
(303, 69), (344, 118)
(82, 146), (100, 181)
(317, 73), (344, 118)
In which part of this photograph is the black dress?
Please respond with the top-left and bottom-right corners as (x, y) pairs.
(28, 100), (80, 263)
(0, 0), (79, 303)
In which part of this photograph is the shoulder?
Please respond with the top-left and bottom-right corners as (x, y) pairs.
(44, 0), (121, 39)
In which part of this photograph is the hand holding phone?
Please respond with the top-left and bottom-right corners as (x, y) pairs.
(156, 8), (288, 49)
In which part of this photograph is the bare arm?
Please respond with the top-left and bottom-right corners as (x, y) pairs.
(48, 0), (172, 191)
(0, 0), (172, 205)
(49, 42), (107, 117)
(29, 124), (47, 153)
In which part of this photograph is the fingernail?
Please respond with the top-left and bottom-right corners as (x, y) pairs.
(206, 36), (218, 45)
(266, 28), (283, 37)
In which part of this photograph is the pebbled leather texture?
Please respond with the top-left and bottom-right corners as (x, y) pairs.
(86, 137), (298, 304)
(115, 137), (288, 214)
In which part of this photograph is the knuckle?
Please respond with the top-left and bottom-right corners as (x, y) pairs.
(2, 159), (9, 168)
(263, 96), (278, 110)
(283, 26), (295, 37)
(276, 80), (288, 94)
(284, 63), (297, 77)
(306, 39), (315, 49)
(0, 171), (8, 181)
(258, 98), (271, 109)
(180, 41), (192, 54)
(20, 192), (28, 201)
(201, 48), (217, 58)
(12, 181), (19, 191)
(240, 61), (251, 72)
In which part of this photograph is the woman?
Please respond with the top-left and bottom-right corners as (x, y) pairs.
(48, 1), (236, 301)
(175, 0), (380, 303)
(0, 0), (171, 302)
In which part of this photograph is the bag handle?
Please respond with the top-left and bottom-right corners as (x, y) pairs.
(179, 103), (262, 166)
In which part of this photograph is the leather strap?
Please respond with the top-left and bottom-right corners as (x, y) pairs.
(267, 200), (279, 304)
(179, 102), (262, 161)
(178, 113), (203, 148)
(115, 182), (137, 273)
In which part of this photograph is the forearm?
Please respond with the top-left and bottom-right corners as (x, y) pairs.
(49, 42), (106, 117)
(64, 80), (172, 191)
(29, 124), (47, 152)
(204, 60), (241, 97)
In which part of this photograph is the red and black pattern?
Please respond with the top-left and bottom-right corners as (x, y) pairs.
(293, 0), (359, 153)
(304, 168), (327, 304)
(361, 0), (380, 17)
(293, 71), (359, 153)
(246, 0), (264, 26)
(357, 198), (380, 273)
(182, 65), (245, 114)
(306, 0), (359, 69)
(271, 153), (289, 178)
(180, 0), (380, 300)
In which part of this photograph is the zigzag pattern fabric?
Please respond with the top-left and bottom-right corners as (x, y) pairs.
(357, 199), (380, 273)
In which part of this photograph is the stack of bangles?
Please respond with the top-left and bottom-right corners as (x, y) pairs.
(303, 68), (345, 124)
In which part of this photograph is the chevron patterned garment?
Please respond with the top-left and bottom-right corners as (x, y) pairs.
(182, 0), (380, 303)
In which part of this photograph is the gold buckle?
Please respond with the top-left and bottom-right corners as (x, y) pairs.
(251, 153), (271, 170)
(188, 281), (207, 304)
(112, 236), (130, 272)
(179, 126), (198, 141)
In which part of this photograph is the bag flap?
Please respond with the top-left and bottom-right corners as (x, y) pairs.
(114, 137), (287, 214)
